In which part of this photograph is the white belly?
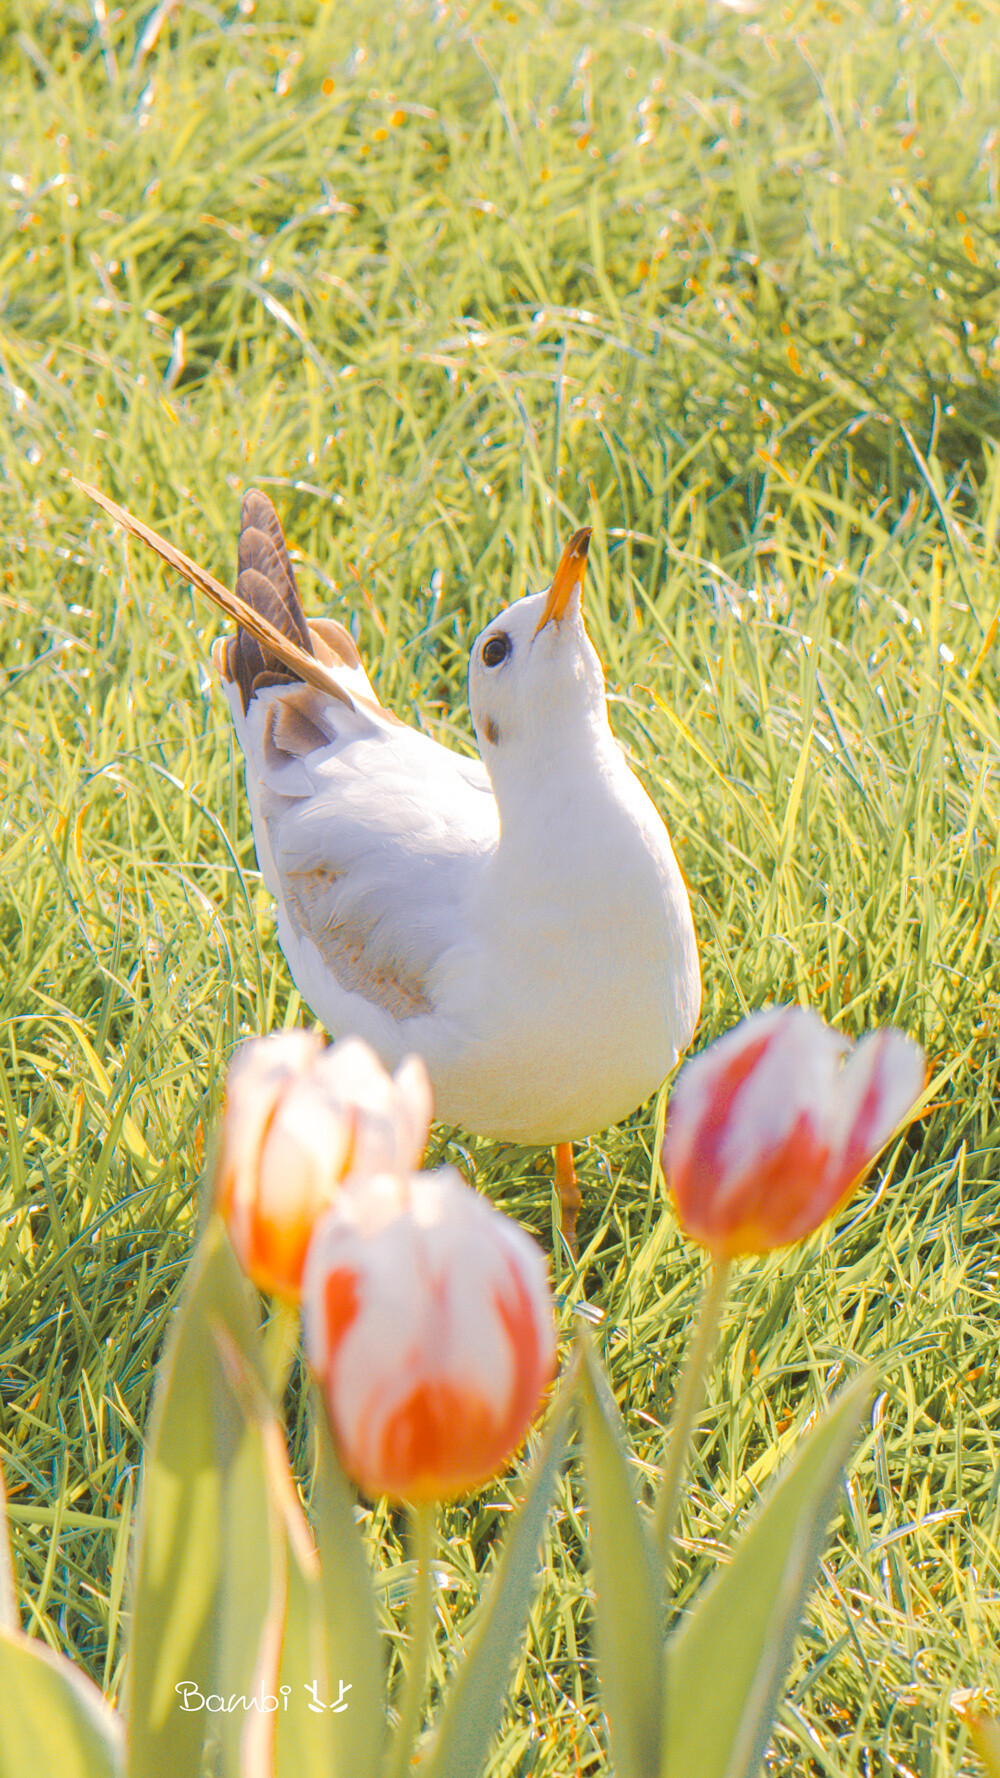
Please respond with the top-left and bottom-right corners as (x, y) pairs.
(425, 803), (700, 1143)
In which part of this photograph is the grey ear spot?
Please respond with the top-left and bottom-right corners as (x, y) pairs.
(483, 717), (501, 746)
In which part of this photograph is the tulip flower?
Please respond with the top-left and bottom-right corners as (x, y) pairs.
(301, 1169), (557, 1500)
(216, 1031), (432, 1299)
(662, 1006), (925, 1257)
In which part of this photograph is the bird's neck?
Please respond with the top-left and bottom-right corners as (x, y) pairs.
(487, 705), (627, 851)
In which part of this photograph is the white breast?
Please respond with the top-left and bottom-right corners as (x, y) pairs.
(423, 743), (701, 1143)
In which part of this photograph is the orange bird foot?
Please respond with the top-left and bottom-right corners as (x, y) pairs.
(554, 1141), (581, 1255)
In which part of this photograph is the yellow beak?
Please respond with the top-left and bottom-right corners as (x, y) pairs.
(533, 527), (592, 635)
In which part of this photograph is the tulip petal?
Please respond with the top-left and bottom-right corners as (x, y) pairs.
(377, 1381), (500, 1500)
(321, 1266), (362, 1352)
(709, 1009), (844, 1204)
(392, 1054), (434, 1166)
(834, 1028), (925, 1187)
(664, 1008), (844, 1197)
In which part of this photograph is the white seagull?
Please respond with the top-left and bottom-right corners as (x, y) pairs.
(80, 482), (701, 1247)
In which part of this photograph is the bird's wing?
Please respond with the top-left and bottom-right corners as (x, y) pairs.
(227, 669), (498, 1044)
(77, 480), (497, 1047)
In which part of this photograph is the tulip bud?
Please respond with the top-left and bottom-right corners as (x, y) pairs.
(662, 1006), (925, 1257)
(216, 1032), (433, 1300)
(301, 1170), (557, 1501)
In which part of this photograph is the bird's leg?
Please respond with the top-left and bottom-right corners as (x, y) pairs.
(554, 1141), (581, 1254)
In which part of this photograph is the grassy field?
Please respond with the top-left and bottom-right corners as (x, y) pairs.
(4, 0), (1000, 1769)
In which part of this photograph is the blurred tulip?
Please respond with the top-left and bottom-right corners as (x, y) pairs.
(216, 1032), (432, 1299)
(662, 1006), (925, 1256)
(301, 1170), (557, 1500)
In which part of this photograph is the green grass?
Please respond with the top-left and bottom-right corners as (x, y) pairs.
(3, 0), (1000, 1769)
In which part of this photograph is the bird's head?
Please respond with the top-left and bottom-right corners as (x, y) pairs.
(468, 529), (607, 768)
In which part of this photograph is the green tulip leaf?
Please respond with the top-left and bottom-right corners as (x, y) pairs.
(0, 1627), (123, 1778)
(211, 1327), (295, 1778)
(214, 1344), (357, 1778)
(419, 1361), (576, 1778)
(661, 1371), (871, 1778)
(309, 1388), (388, 1778)
(126, 1219), (265, 1778)
(275, 1508), (348, 1778)
(579, 1337), (664, 1778)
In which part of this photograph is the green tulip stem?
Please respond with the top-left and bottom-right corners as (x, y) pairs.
(262, 1297), (299, 1394)
(653, 1256), (732, 1572)
(387, 1500), (437, 1778)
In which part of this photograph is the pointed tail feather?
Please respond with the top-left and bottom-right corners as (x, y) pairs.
(225, 489), (315, 711)
(75, 479), (355, 710)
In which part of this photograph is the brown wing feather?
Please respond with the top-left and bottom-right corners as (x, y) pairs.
(281, 868), (433, 1020)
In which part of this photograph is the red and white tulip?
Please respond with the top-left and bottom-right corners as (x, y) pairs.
(302, 1169), (556, 1500)
(216, 1032), (432, 1300)
(662, 1006), (925, 1256)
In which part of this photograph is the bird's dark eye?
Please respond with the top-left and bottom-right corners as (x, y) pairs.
(481, 632), (511, 668)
